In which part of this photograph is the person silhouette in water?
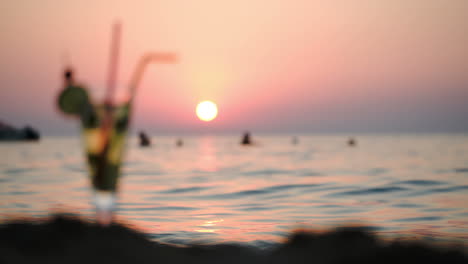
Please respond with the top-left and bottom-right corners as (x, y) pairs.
(348, 137), (356, 147)
(139, 131), (151, 147)
(176, 138), (184, 147)
(292, 136), (299, 145)
(241, 131), (252, 145)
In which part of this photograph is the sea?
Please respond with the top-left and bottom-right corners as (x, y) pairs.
(1, 134), (467, 247)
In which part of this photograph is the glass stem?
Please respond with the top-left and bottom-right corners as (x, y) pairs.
(94, 191), (116, 226)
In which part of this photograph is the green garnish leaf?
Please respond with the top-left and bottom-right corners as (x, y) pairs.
(58, 85), (90, 115)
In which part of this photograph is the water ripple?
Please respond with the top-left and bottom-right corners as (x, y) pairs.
(367, 168), (388, 175)
(200, 183), (324, 200)
(393, 216), (443, 222)
(429, 185), (468, 193)
(160, 186), (213, 194)
(126, 170), (165, 176)
(63, 165), (86, 173)
(242, 169), (293, 176)
(331, 186), (408, 196)
(395, 180), (446, 186)
(3, 191), (38, 195)
(237, 206), (275, 212)
(392, 203), (424, 208)
(119, 206), (197, 212)
(404, 185), (468, 197)
(295, 169), (322, 176)
(3, 168), (36, 174)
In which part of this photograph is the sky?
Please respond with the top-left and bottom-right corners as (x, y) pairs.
(1, 0), (467, 135)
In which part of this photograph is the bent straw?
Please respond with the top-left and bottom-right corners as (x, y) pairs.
(127, 53), (177, 102)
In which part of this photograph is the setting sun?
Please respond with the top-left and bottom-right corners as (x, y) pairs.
(196, 101), (218, 122)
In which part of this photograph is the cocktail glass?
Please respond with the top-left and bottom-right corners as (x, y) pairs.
(57, 23), (176, 225)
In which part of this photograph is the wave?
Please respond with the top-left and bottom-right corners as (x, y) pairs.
(159, 186), (213, 194)
(198, 183), (326, 200)
(330, 186), (408, 196)
(394, 180), (446, 186)
(393, 216), (443, 222)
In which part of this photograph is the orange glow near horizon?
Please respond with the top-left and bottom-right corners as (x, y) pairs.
(196, 101), (218, 122)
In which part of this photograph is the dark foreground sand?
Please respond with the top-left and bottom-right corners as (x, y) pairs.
(0, 215), (466, 264)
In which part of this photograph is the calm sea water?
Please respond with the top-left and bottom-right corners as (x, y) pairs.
(1, 134), (467, 247)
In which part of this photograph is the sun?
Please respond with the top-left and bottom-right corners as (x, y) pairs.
(196, 101), (218, 122)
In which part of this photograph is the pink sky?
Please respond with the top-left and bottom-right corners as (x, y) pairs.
(1, 0), (467, 134)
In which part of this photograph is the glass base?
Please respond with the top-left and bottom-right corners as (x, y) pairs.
(93, 191), (116, 226)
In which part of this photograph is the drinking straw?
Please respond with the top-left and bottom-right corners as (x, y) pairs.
(128, 53), (177, 102)
(95, 22), (121, 225)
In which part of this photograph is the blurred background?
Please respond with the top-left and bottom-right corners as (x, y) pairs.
(0, 0), (467, 248)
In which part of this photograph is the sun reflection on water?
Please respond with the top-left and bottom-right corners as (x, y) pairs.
(197, 136), (218, 172)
